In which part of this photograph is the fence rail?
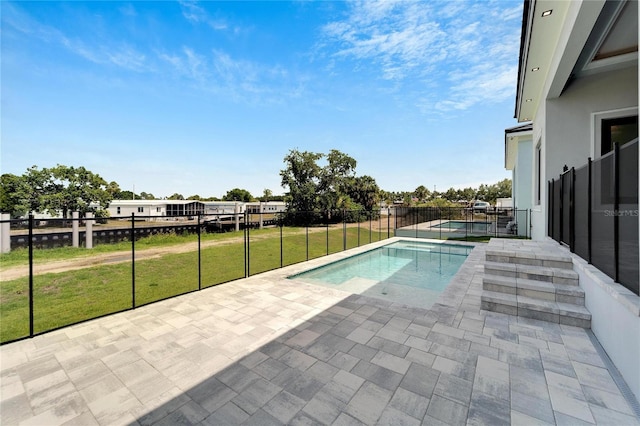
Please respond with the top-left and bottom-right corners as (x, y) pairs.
(548, 140), (639, 296)
(0, 207), (529, 344)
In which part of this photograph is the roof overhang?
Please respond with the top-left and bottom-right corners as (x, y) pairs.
(514, 0), (638, 122)
(505, 123), (533, 170)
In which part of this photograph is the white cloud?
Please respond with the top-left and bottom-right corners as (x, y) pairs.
(157, 46), (305, 104)
(3, 3), (149, 73)
(179, 0), (228, 31)
(178, 1), (207, 24)
(320, 0), (522, 114)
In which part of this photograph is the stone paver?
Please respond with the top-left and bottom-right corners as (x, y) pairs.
(1, 238), (638, 425)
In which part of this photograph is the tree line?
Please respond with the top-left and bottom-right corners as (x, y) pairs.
(1, 154), (511, 219)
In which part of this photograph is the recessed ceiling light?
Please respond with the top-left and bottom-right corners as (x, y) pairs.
(525, 99), (532, 102)
(532, 67), (540, 72)
(542, 10), (552, 17)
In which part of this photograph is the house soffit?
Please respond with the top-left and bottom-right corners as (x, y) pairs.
(573, 0), (638, 77)
(516, 0), (571, 123)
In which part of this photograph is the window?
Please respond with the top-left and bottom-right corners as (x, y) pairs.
(117, 207), (121, 215)
(157, 207), (161, 213)
(601, 115), (638, 155)
(137, 207), (144, 213)
(535, 141), (542, 205)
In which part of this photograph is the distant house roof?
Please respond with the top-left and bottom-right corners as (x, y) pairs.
(505, 123), (533, 135)
(504, 122), (533, 170)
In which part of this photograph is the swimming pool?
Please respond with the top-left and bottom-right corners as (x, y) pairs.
(289, 240), (473, 309)
(431, 220), (490, 232)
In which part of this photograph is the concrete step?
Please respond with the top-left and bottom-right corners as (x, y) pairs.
(480, 291), (591, 328)
(484, 261), (579, 286)
(482, 275), (585, 305)
(485, 247), (573, 270)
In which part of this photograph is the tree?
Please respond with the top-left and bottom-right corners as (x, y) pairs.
(113, 190), (139, 200)
(187, 195), (202, 200)
(261, 189), (273, 202)
(167, 193), (185, 200)
(0, 174), (30, 217)
(22, 165), (51, 213)
(414, 185), (430, 203)
(140, 192), (156, 200)
(39, 165), (111, 218)
(280, 149), (323, 213)
(223, 188), (253, 202)
(347, 175), (380, 211)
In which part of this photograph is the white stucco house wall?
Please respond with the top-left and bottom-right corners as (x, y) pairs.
(505, 123), (534, 237)
(510, 0), (639, 401)
(107, 200), (169, 218)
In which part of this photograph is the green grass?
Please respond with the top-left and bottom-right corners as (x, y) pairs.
(0, 230), (248, 269)
(0, 226), (388, 343)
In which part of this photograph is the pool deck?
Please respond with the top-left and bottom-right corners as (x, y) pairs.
(1, 238), (639, 425)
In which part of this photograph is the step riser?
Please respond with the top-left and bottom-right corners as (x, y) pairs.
(484, 266), (579, 286)
(486, 254), (573, 270)
(480, 300), (591, 328)
(482, 282), (585, 305)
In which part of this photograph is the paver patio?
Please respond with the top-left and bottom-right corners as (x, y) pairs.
(1, 238), (638, 425)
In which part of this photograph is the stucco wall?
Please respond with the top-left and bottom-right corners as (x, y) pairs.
(530, 65), (638, 241)
(545, 66), (638, 181)
(516, 139), (533, 210)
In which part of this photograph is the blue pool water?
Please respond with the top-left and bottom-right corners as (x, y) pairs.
(431, 220), (490, 232)
(289, 240), (473, 309)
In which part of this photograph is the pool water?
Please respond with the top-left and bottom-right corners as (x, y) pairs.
(290, 240), (473, 309)
(431, 220), (490, 232)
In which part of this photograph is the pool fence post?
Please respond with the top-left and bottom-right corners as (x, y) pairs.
(343, 210), (347, 251)
(326, 211), (329, 256)
(72, 211), (79, 248)
(28, 214), (34, 337)
(131, 213), (136, 309)
(465, 208), (468, 241)
(357, 210), (361, 247)
(280, 218), (283, 268)
(246, 211), (250, 277)
(369, 211), (372, 243)
(197, 214), (201, 291)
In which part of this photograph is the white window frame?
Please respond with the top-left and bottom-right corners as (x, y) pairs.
(591, 106), (638, 159)
(535, 139), (542, 206)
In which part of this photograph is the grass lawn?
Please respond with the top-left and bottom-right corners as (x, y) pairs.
(0, 225), (387, 343)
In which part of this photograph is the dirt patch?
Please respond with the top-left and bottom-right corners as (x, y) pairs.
(0, 221), (392, 281)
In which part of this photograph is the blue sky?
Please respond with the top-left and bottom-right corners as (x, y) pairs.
(2, 0), (523, 199)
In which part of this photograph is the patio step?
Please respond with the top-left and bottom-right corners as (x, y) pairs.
(481, 240), (590, 328)
(485, 248), (574, 270)
(484, 261), (579, 286)
(480, 291), (591, 328)
(482, 275), (586, 305)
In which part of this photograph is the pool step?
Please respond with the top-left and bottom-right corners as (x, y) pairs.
(481, 239), (591, 328)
